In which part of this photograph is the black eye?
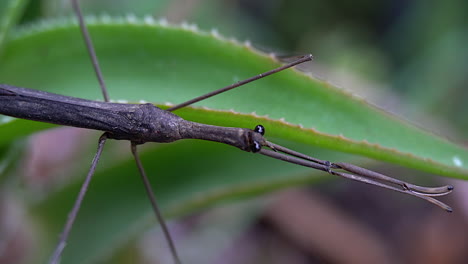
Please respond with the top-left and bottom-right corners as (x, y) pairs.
(251, 141), (262, 153)
(254, 125), (265, 135)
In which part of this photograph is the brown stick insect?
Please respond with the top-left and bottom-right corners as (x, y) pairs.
(0, 0), (454, 263)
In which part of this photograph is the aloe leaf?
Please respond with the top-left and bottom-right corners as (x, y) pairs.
(0, 17), (466, 177)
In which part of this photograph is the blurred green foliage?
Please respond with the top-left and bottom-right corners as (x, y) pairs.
(1, 0), (466, 263)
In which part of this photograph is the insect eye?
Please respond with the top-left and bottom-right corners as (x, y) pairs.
(254, 125), (265, 135)
(251, 141), (262, 153)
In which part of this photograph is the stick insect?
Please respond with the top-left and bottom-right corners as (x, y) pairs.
(0, 0), (454, 263)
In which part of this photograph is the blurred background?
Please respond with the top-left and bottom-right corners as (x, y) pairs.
(1, 0), (468, 263)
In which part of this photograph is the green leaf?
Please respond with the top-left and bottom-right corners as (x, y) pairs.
(0, 16), (467, 263)
(1, 17), (466, 176)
